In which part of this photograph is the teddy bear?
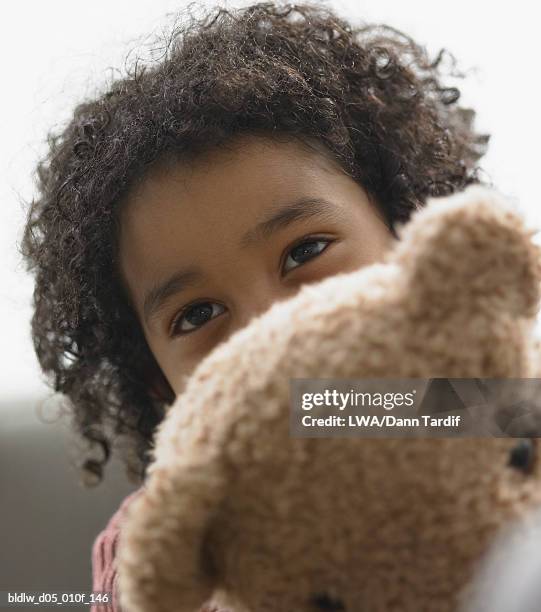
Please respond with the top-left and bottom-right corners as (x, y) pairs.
(116, 184), (541, 612)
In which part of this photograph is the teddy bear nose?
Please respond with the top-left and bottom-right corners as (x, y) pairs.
(310, 593), (346, 611)
(508, 438), (536, 474)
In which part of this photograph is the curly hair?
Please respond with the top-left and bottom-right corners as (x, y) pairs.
(19, 0), (490, 487)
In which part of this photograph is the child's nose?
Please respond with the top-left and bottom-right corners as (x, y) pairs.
(233, 284), (302, 334)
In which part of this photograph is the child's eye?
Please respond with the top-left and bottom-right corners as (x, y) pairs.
(282, 237), (332, 274)
(169, 237), (333, 337)
(170, 302), (226, 337)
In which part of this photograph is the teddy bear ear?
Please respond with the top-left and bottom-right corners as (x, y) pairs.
(389, 185), (541, 319)
(116, 465), (225, 612)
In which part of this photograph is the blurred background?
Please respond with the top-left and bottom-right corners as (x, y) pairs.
(1, 0), (539, 601)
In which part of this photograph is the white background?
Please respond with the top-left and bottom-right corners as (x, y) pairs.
(1, 0), (539, 404)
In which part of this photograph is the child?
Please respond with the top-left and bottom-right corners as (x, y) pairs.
(20, 1), (489, 609)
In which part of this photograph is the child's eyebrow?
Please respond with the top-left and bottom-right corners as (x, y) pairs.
(142, 196), (338, 328)
(239, 196), (337, 248)
(144, 267), (204, 327)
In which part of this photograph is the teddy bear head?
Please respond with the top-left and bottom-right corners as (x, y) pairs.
(118, 186), (541, 612)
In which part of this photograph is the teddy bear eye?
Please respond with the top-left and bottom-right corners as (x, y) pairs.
(310, 593), (346, 611)
(508, 438), (536, 474)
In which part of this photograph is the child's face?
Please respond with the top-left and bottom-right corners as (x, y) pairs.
(118, 134), (394, 397)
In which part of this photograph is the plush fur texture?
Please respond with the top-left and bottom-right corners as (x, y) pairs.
(116, 185), (541, 612)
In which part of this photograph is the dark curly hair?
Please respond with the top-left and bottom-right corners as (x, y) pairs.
(19, 0), (490, 487)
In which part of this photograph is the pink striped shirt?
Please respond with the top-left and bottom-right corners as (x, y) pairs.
(91, 488), (224, 611)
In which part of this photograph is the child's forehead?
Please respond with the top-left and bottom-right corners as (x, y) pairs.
(115, 134), (371, 294)
(120, 133), (345, 213)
